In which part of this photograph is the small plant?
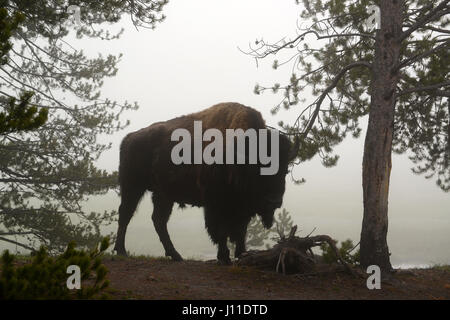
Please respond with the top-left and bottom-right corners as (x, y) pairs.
(229, 208), (294, 256)
(0, 237), (110, 299)
(320, 239), (360, 266)
(271, 208), (294, 242)
(431, 264), (450, 272)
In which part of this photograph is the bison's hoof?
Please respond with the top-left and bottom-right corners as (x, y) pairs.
(234, 252), (245, 259)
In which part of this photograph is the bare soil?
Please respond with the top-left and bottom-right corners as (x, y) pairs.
(102, 257), (450, 300)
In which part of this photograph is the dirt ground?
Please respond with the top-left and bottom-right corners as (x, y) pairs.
(102, 256), (450, 300)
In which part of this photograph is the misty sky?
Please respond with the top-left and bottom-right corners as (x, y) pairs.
(4, 0), (449, 267)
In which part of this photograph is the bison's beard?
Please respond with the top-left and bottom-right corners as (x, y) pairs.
(259, 210), (275, 229)
(258, 197), (282, 229)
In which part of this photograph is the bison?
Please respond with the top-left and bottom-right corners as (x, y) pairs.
(114, 102), (298, 264)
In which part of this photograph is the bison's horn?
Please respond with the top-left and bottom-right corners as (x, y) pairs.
(288, 135), (300, 162)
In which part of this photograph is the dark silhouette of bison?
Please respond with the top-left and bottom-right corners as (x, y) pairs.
(114, 102), (298, 264)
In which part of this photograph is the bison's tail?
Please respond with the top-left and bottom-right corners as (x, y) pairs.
(118, 133), (135, 191)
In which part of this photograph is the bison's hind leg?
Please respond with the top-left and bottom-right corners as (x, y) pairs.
(151, 193), (183, 261)
(114, 187), (145, 256)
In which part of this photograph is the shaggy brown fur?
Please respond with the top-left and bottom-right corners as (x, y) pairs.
(114, 102), (296, 264)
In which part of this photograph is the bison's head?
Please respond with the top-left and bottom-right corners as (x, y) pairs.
(256, 132), (299, 229)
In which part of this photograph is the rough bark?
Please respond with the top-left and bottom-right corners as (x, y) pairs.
(360, 0), (404, 272)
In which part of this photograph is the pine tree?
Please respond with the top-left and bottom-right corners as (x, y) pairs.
(0, 237), (110, 299)
(249, 0), (449, 271)
(0, 1), (168, 253)
(0, 4), (48, 134)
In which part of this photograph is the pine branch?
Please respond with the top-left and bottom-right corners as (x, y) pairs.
(0, 236), (35, 252)
(435, 90), (450, 97)
(245, 30), (375, 59)
(0, 231), (34, 236)
(399, 0), (450, 42)
(396, 80), (450, 97)
(300, 61), (372, 137)
(395, 40), (450, 71)
(419, 26), (450, 34)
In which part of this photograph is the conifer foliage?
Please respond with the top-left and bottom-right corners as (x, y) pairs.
(0, 237), (110, 299)
(248, 0), (449, 270)
(0, 1), (168, 252)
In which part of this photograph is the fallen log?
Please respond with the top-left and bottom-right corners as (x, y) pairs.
(237, 225), (355, 275)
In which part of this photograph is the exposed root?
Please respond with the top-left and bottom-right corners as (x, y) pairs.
(237, 225), (357, 276)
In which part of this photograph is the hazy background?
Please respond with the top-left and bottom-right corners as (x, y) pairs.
(4, 0), (449, 267)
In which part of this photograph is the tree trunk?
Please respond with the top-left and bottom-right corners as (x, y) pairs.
(360, 0), (404, 272)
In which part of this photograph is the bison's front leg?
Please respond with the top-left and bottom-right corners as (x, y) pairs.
(151, 194), (183, 261)
(217, 238), (232, 265)
(230, 216), (251, 259)
(234, 236), (246, 259)
(204, 204), (231, 265)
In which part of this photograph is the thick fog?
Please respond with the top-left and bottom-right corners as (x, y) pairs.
(3, 0), (449, 267)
